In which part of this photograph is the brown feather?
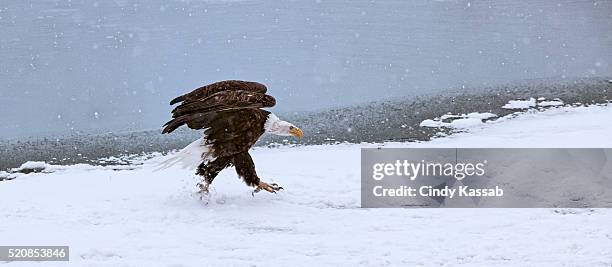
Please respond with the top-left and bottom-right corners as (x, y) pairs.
(170, 80), (267, 105)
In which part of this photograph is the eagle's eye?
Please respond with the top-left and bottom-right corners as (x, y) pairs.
(289, 126), (295, 130)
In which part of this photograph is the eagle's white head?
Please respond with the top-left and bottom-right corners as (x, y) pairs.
(264, 113), (304, 138)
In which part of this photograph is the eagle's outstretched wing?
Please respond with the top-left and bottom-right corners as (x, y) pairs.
(162, 80), (276, 135)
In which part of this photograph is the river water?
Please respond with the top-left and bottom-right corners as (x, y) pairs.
(1, 0), (611, 138)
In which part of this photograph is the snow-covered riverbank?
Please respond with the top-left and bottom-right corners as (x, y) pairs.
(2, 104), (612, 266)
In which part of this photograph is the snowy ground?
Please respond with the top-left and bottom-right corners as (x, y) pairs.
(2, 105), (612, 266)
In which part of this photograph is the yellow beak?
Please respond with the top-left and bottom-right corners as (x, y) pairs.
(289, 127), (304, 139)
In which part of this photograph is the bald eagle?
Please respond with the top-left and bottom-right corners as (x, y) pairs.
(159, 80), (303, 196)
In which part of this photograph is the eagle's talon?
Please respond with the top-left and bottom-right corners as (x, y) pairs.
(253, 181), (283, 194)
(197, 182), (210, 194)
(195, 183), (211, 204)
(271, 184), (284, 191)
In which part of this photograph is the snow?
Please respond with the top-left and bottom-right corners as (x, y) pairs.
(0, 171), (14, 181)
(502, 98), (536, 109)
(423, 104), (612, 147)
(13, 161), (49, 172)
(419, 119), (441, 127)
(2, 105), (612, 266)
(464, 112), (497, 120)
(420, 112), (497, 129)
(538, 100), (564, 107)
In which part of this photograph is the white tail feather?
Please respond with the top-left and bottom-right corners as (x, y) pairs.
(154, 137), (214, 172)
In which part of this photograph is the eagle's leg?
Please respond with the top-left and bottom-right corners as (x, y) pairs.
(196, 156), (232, 194)
(232, 152), (283, 195)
